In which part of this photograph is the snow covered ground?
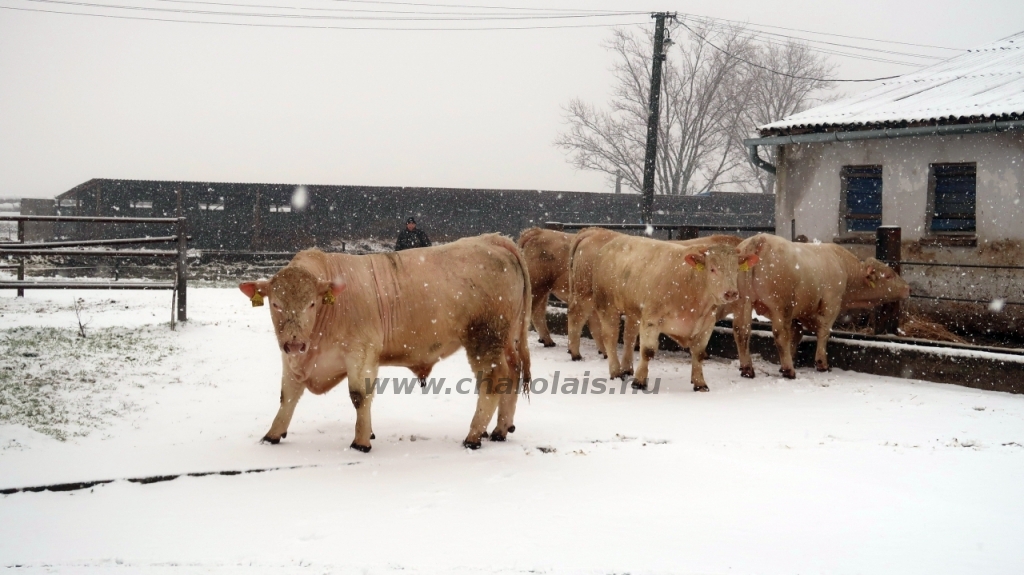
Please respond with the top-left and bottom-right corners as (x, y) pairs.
(2, 288), (1024, 574)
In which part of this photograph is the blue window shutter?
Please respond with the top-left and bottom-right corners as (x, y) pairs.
(844, 166), (882, 233)
(931, 165), (976, 232)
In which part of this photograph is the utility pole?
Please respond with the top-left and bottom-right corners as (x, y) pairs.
(641, 12), (674, 224)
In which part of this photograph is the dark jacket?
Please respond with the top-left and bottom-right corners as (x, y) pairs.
(395, 228), (431, 251)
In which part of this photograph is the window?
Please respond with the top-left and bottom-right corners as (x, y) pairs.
(130, 200), (153, 209)
(269, 204), (292, 213)
(841, 165), (882, 233)
(58, 199), (80, 207)
(929, 163), (976, 233)
(199, 197), (225, 211)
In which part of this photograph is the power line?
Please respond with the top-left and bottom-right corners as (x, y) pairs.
(0, 3), (649, 29)
(682, 14), (942, 61)
(678, 11), (966, 52)
(21, 0), (647, 21)
(152, 0), (602, 15)
(674, 17), (904, 82)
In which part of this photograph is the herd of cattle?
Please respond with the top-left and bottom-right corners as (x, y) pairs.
(239, 228), (910, 452)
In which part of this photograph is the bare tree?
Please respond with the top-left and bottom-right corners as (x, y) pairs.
(556, 22), (757, 196)
(557, 22), (834, 196)
(730, 40), (835, 194)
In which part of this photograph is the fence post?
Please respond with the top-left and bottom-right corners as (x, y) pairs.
(176, 217), (188, 322)
(875, 226), (901, 335)
(16, 220), (25, 297)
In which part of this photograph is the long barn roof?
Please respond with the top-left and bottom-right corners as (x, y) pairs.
(761, 31), (1024, 134)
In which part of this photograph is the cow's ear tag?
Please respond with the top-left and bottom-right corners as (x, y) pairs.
(695, 262), (706, 272)
(251, 293), (264, 307)
(868, 280), (877, 289)
(323, 292), (336, 305)
(738, 262), (750, 272)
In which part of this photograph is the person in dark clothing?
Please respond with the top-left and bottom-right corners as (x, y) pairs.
(395, 217), (431, 251)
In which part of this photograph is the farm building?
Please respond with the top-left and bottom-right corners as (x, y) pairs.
(41, 179), (774, 251)
(745, 31), (1024, 337)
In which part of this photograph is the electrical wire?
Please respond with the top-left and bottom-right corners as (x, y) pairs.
(675, 18), (906, 82)
(678, 11), (966, 52)
(21, 0), (646, 21)
(0, 3), (648, 29)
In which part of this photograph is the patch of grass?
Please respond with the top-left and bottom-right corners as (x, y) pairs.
(0, 326), (177, 441)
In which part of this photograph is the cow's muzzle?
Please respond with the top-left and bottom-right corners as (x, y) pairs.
(283, 340), (308, 355)
(722, 290), (739, 303)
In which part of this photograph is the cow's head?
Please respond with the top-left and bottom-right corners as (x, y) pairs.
(684, 245), (759, 305)
(239, 266), (346, 356)
(845, 258), (910, 308)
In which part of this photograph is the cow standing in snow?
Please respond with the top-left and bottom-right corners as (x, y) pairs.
(517, 227), (605, 353)
(239, 234), (531, 451)
(565, 227), (624, 362)
(585, 234), (759, 392)
(732, 234), (910, 379)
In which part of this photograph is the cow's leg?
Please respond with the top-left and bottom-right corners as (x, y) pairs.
(262, 370), (305, 444)
(599, 310), (625, 379)
(346, 358), (378, 452)
(632, 323), (661, 390)
(492, 374), (519, 442)
(588, 311), (607, 358)
(619, 314), (640, 378)
(689, 321), (717, 392)
(465, 361), (505, 449)
(771, 312), (797, 379)
(814, 305), (842, 372)
(567, 297), (595, 361)
(531, 290), (556, 347)
(790, 320), (803, 364)
(732, 299), (756, 378)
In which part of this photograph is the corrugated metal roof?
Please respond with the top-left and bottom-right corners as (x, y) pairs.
(761, 31), (1024, 132)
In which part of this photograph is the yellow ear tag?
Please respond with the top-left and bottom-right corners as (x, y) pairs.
(250, 293), (264, 307)
(868, 281), (877, 289)
(323, 292), (336, 305)
(739, 262), (750, 272)
(695, 262), (706, 272)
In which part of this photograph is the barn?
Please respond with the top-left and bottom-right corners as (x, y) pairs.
(744, 31), (1024, 337)
(40, 179), (774, 251)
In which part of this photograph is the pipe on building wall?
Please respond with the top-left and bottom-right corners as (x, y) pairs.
(744, 119), (1024, 174)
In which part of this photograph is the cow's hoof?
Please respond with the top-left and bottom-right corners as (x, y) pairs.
(780, 368), (797, 380)
(739, 366), (755, 379)
(693, 384), (710, 392)
(570, 353), (583, 362)
(541, 339), (556, 348)
(489, 430), (507, 442)
(370, 433), (375, 440)
(630, 379), (647, 390)
(508, 425), (516, 433)
(815, 363), (831, 372)
(463, 440), (482, 450)
(600, 352), (608, 359)
(349, 442), (372, 453)
(260, 435), (281, 445)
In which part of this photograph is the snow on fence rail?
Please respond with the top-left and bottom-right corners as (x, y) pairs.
(0, 215), (190, 321)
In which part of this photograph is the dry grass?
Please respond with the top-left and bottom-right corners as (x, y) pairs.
(899, 314), (968, 344)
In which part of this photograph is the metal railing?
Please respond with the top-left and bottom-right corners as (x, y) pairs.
(544, 222), (775, 240)
(0, 215), (189, 321)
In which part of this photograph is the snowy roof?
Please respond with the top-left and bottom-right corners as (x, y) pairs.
(761, 31), (1024, 133)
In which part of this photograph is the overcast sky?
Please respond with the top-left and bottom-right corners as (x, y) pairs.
(1, 0), (1023, 199)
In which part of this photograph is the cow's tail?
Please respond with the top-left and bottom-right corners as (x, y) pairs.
(485, 234), (532, 392)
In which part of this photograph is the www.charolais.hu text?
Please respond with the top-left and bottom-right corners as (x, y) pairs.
(364, 371), (661, 395)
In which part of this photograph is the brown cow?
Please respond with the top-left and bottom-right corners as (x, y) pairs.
(591, 235), (759, 391)
(732, 234), (910, 379)
(517, 227), (605, 354)
(566, 227), (624, 361)
(238, 234), (531, 452)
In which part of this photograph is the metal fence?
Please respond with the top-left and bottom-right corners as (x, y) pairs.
(0, 215), (189, 321)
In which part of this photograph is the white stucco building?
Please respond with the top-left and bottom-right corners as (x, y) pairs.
(745, 31), (1024, 335)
